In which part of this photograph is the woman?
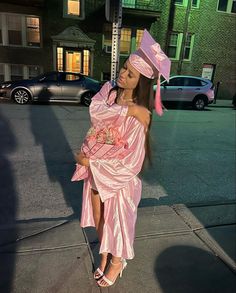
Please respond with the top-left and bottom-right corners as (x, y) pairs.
(73, 30), (171, 287)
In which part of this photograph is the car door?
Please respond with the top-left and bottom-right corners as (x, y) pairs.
(161, 77), (185, 101)
(34, 72), (62, 101)
(60, 73), (85, 101)
(183, 77), (204, 102)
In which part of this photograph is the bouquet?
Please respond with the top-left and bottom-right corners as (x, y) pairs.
(71, 126), (127, 181)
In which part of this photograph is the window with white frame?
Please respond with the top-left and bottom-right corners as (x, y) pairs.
(174, 0), (200, 8)
(167, 32), (194, 60)
(217, 0), (236, 13)
(184, 34), (194, 60)
(0, 13), (41, 47)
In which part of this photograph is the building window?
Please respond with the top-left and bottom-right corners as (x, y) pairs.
(103, 24), (142, 55)
(7, 14), (22, 45)
(57, 47), (63, 71)
(168, 32), (194, 60)
(68, 0), (80, 15)
(26, 17), (40, 47)
(174, 0), (200, 8)
(120, 28), (132, 54)
(0, 64), (4, 82)
(168, 33), (181, 59)
(10, 64), (23, 81)
(184, 34), (194, 60)
(136, 29), (144, 49)
(28, 65), (41, 79)
(83, 50), (90, 76)
(63, 0), (84, 19)
(0, 13), (41, 47)
(217, 0), (236, 13)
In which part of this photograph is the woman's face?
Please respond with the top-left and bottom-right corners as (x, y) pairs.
(117, 60), (140, 90)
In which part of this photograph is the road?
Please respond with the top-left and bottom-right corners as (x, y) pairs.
(0, 100), (235, 224)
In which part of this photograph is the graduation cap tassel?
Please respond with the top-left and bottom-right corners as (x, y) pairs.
(155, 74), (163, 116)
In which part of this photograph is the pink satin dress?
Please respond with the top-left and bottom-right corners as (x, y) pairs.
(80, 81), (146, 260)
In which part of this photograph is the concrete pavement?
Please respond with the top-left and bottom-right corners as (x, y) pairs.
(0, 202), (235, 293)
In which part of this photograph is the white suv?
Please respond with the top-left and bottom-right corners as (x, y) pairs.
(154, 75), (215, 110)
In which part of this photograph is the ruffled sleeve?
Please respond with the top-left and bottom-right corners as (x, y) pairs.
(89, 81), (128, 127)
(89, 118), (145, 202)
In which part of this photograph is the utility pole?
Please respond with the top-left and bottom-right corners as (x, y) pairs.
(177, 0), (192, 74)
(105, 0), (122, 81)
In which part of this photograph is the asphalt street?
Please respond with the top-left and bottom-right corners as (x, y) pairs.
(0, 100), (235, 224)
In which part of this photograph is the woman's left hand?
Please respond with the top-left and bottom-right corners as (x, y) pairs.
(74, 152), (90, 167)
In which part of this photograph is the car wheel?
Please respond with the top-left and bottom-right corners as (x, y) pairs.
(12, 89), (31, 105)
(192, 96), (206, 110)
(82, 92), (93, 107)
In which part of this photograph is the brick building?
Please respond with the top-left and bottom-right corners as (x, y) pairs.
(0, 0), (235, 99)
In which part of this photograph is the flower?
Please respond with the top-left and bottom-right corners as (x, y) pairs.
(85, 126), (125, 145)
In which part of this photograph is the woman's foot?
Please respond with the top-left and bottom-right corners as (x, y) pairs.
(97, 259), (127, 287)
(93, 253), (109, 280)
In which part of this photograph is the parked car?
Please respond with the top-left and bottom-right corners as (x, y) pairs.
(0, 71), (101, 106)
(154, 75), (215, 110)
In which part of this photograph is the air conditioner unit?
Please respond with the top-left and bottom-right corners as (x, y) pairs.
(104, 45), (112, 53)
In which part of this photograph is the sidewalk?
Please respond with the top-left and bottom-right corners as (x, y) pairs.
(0, 202), (235, 293)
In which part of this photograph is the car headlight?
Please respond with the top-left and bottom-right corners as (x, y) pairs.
(1, 83), (12, 89)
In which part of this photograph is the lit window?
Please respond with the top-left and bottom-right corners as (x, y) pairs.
(57, 47), (63, 71)
(66, 51), (81, 73)
(136, 29), (144, 49)
(120, 28), (131, 54)
(68, 0), (80, 16)
(83, 50), (90, 76)
(7, 15), (22, 45)
(26, 17), (40, 47)
(217, 0), (236, 13)
(11, 64), (23, 81)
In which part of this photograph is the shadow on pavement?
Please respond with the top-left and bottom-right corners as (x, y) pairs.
(155, 245), (236, 293)
(0, 109), (17, 293)
(29, 104), (83, 220)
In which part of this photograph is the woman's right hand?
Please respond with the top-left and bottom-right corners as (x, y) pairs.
(128, 105), (151, 131)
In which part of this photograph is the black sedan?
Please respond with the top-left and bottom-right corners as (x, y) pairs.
(0, 71), (101, 106)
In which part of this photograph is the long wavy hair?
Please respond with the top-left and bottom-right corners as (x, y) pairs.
(108, 74), (155, 166)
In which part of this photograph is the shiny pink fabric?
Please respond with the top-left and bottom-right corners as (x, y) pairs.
(80, 81), (146, 259)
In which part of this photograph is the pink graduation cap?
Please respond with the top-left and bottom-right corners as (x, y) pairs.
(128, 29), (171, 116)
